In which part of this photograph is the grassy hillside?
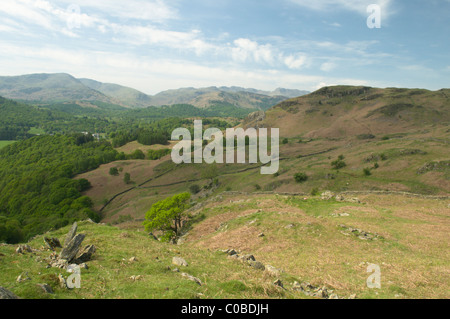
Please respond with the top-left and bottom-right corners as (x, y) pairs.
(257, 86), (450, 139)
(0, 192), (448, 299)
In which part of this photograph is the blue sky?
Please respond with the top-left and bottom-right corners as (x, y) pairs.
(0, 0), (448, 94)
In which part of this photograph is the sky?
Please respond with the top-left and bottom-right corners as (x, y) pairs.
(0, 0), (448, 95)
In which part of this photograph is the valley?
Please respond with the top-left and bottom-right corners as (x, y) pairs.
(0, 82), (449, 300)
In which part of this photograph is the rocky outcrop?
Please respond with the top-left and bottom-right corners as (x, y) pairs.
(60, 234), (85, 262)
(0, 287), (19, 299)
(44, 237), (62, 251)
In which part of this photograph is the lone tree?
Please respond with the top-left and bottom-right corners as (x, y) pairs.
(143, 192), (191, 242)
(124, 172), (131, 184)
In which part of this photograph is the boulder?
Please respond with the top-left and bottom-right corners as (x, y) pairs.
(64, 222), (78, 248)
(74, 244), (96, 263)
(0, 287), (19, 299)
(16, 244), (33, 254)
(248, 260), (265, 271)
(44, 237), (62, 251)
(172, 257), (188, 267)
(265, 265), (282, 277)
(59, 233), (85, 262)
(238, 254), (255, 262)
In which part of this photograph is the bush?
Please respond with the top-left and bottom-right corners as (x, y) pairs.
(147, 148), (171, 160)
(128, 149), (145, 160)
(310, 187), (320, 196)
(363, 168), (372, 176)
(331, 160), (346, 169)
(189, 184), (201, 194)
(254, 184), (262, 190)
(109, 167), (119, 176)
(124, 172), (131, 184)
(294, 172), (308, 183)
(282, 138), (288, 144)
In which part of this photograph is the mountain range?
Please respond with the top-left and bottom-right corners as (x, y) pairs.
(0, 73), (309, 110)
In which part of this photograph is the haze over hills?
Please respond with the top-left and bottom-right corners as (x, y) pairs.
(0, 73), (308, 110)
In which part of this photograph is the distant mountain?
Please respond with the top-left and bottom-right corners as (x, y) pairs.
(216, 86), (309, 98)
(78, 78), (153, 108)
(0, 73), (309, 110)
(149, 87), (291, 110)
(0, 73), (116, 105)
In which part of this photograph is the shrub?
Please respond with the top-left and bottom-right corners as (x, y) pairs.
(331, 159), (346, 170)
(109, 167), (119, 176)
(294, 172), (308, 183)
(363, 168), (372, 176)
(282, 138), (289, 145)
(189, 184), (201, 194)
(124, 172), (131, 184)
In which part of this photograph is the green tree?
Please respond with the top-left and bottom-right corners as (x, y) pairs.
(109, 167), (119, 176)
(294, 172), (308, 183)
(143, 193), (191, 242)
(124, 172), (131, 184)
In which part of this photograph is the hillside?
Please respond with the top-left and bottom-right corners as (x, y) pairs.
(254, 86), (450, 138)
(0, 85), (448, 300)
(0, 74), (116, 106)
(78, 78), (154, 108)
(0, 192), (448, 299)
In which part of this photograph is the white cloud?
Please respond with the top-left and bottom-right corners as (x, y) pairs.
(320, 62), (337, 72)
(289, 0), (393, 20)
(0, 42), (371, 94)
(284, 55), (307, 69)
(231, 38), (275, 64)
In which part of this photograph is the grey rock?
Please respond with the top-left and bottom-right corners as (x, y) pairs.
(265, 265), (282, 276)
(238, 254), (255, 262)
(16, 244), (33, 254)
(172, 256), (188, 267)
(64, 222), (78, 248)
(74, 244), (96, 263)
(44, 237), (62, 250)
(248, 260), (265, 271)
(51, 259), (68, 269)
(181, 273), (202, 286)
(273, 279), (284, 288)
(0, 287), (19, 299)
(60, 233), (85, 262)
